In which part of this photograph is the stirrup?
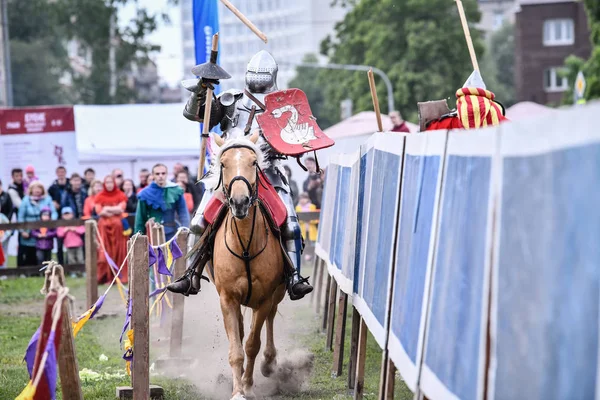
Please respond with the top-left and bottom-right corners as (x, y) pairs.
(288, 275), (313, 301)
(167, 269), (205, 297)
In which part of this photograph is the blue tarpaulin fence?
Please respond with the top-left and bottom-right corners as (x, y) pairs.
(314, 102), (600, 400)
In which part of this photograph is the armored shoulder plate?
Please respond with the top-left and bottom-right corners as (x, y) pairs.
(218, 89), (243, 107)
(181, 79), (200, 93)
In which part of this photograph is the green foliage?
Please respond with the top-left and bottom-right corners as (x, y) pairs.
(288, 54), (337, 129)
(562, 0), (600, 104)
(7, 0), (72, 106)
(481, 23), (515, 107)
(310, 0), (484, 125)
(7, 0), (166, 105)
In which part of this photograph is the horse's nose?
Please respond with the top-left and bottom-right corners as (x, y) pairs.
(231, 195), (250, 219)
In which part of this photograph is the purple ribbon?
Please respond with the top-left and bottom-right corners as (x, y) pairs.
(24, 327), (41, 378)
(156, 248), (172, 276)
(148, 245), (157, 267)
(44, 330), (58, 399)
(119, 299), (132, 344)
(89, 294), (106, 319)
(170, 239), (183, 259)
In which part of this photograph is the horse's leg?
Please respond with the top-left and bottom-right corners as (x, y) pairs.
(261, 286), (285, 377)
(260, 301), (278, 378)
(242, 300), (272, 397)
(238, 307), (245, 375)
(220, 296), (245, 398)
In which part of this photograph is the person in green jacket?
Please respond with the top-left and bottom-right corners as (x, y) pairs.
(134, 164), (190, 240)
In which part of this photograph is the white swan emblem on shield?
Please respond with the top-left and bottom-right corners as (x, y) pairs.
(271, 105), (317, 145)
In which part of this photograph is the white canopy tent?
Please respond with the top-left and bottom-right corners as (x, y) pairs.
(74, 103), (201, 179)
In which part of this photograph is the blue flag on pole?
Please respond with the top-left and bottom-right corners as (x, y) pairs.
(193, 0), (221, 174)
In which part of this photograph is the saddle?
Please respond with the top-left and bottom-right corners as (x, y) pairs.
(204, 172), (287, 227)
(188, 173), (294, 284)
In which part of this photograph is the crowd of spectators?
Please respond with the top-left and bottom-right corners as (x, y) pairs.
(0, 163), (204, 269)
(0, 158), (324, 269)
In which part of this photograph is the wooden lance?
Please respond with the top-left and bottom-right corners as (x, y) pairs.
(455, 0), (480, 72)
(219, 0), (268, 43)
(367, 68), (384, 132)
(198, 34), (220, 179)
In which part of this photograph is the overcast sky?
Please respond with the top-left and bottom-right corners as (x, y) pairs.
(119, 0), (184, 87)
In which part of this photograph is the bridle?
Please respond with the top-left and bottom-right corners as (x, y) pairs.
(217, 144), (269, 306)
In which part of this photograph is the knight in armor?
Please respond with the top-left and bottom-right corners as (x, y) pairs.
(168, 50), (313, 301)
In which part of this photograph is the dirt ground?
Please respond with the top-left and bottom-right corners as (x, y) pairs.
(149, 280), (318, 399)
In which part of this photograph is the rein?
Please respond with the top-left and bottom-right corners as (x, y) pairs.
(218, 144), (269, 306)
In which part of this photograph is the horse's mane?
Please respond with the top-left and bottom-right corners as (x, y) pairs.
(201, 128), (270, 190)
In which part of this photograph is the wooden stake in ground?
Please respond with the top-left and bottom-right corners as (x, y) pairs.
(455, 0), (479, 72)
(219, 0), (268, 43)
(198, 33), (220, 179)
(130, 236), (152, 400)
(354, 318), (368, 400)
(58, 298), (83, 400)
(367, 68), (384, 132)
(84, 219), (98, 309)
(326, 279), (338, 351)
(332, 291), (348, 377)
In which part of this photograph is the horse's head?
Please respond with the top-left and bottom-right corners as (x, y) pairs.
(213, 130), (262, 220)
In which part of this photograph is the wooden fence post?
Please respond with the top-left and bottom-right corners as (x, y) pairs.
(117, 235), (163, 399)
(332, 290), (348, 377)
(348, 306), (361, 391)
(380, 354), (396, 400)
(58, 298), (83, 400)
(322, 272), (332, 331)
(353, 317), (368, 400)
(169, 232), (188, 358)
(131, 236), (150, 400)
(326, 279), (338, 351)
(315, 259), (325, 314)
(310, 257), (319, 306)
(85, 220), (98, 309)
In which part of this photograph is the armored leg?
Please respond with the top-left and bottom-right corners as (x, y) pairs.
(277, 187), (313, 300)
(167, 190), (214, 296)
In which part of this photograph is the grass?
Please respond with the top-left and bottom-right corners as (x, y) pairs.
(0, 274), (415, 399)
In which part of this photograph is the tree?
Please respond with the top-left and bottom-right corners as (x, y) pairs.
(481, 23), (516, 107)
(8, 0), (173, 106)
(59, 0), (162, 104)
(8, 0), (73, 106)
(562, 0), (600, 104)
(288, 54), (337, 129)
(315, 0), (484, 125)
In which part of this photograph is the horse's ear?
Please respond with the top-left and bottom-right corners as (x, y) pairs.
(212, 133), (225, 147)
(249, 130), (260, 144)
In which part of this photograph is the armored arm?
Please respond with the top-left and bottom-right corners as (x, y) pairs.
(182, 79), (225, 130)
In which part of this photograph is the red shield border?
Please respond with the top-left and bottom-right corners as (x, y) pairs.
(257, 89), (334, 156)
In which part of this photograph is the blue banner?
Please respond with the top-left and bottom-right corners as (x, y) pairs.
(193, 0), (221, 173)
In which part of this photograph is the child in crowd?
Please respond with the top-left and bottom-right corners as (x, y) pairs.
(31, 207), (57, 264)
(57, 207), (85, 265)
(295, 192), (318, 261)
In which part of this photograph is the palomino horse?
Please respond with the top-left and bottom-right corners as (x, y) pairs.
(209, 131), (286, 399)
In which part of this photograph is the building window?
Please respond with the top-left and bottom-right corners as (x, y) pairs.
(493, 11), (504, 30)
(543, 19), (574, 46)
(544, 67), (568, 92)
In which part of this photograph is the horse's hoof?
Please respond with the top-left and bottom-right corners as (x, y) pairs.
(231, 393), (246, 400)
(261, 360), (276, 377)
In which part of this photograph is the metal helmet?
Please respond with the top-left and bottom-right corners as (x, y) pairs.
(245, 50), (278, 94)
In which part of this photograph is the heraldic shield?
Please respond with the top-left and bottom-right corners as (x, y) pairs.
(257, 89), (335, 156)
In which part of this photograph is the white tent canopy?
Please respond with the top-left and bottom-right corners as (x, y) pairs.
(74, 103), (201, 179)
(75, 103), (200, 162)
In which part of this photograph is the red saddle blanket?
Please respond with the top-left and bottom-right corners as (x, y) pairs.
(204, 173), (287, 227)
